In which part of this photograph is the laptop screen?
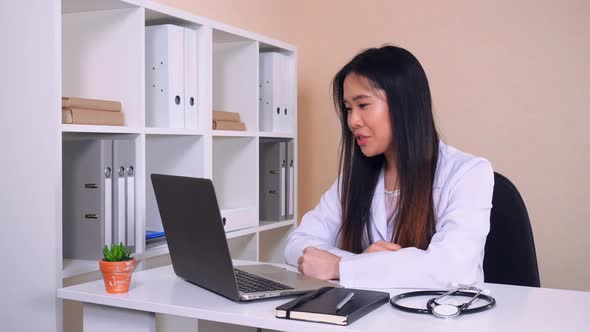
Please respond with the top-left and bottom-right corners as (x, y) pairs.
(151, 174), (241, 301)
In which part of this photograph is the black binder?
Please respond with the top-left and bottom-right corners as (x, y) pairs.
(275, 287), (389, 326)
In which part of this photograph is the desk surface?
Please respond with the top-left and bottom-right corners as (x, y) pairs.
(58, 262), (590, 332)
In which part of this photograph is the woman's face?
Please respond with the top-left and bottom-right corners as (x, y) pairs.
(344, 73), (393, 157)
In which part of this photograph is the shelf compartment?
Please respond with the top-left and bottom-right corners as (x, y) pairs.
(62, 0), (137, 14)
(145, 135), (206, 236)
(62, 124), (142, 134)
(259, 223), (295, 264)
(62, 7), (144, 128)
(228, 233), (258, 261)
(62, 259), (99, 279)
(213, 30), (258, 132)
(212, 136), (258, 212)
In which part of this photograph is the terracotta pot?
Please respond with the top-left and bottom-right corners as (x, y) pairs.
(99, 259), (137, 294)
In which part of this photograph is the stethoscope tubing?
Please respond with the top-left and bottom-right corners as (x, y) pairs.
(390, 290), (496, 316)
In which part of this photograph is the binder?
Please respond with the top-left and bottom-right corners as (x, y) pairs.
(184, 27), (198, 129)
(62, 139), (113, 260)
(146, 24), (185, 128)
(220, 207), (256, 232)
(276, 287), (389, 326)
(286, 140), (295, 219)
(282, 55), (293, 132)
(259, 139), (288, 221)
(259, 52), (286, 132)
(112, 139), (136, 251)
(280, 53), (289, 132)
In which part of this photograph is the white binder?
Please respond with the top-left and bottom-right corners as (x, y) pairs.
(282, 55), (293, 132)
(286, 140), (295, 219)
(184, 28), (198, 129)
(220, 207), (257, 232)
(146, 24), (186, 128)
(260, 52), (287, 132)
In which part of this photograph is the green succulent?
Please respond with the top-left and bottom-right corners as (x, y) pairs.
(102, 242), (132, 262)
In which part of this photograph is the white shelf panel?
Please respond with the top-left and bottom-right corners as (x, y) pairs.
(225, 226), (259, 239)
(259, 131), (296, 139)
(139, 224), (264, 261)
(138, 0), (295, 52)
(61, 124), (142, 134)
(139, 242), (170, 260)
(145, 127), (206, 136)
(212, 130), (257, 137)
(62, 0), (137, 14)
(258, 219), (296, 232)
(62, 259), (99, 279)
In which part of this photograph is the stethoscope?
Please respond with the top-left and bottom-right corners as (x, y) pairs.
(389, 285), (496, 318)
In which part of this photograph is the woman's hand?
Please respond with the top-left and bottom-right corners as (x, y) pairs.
(297, 247), (341, 280)
(363, 240), (401, 253)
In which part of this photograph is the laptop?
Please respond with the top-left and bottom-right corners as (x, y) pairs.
(151, 174), (335, 302)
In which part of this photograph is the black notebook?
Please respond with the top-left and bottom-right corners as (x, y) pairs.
(275, 287), (389, 326)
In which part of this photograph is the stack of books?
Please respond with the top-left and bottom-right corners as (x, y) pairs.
(62, 97), (125, 126)
(212, 110), (246, 131)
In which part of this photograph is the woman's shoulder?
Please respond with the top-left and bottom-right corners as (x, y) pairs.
(435, 141), (494, 189)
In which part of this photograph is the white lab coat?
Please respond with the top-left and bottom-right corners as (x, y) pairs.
(284, 142), (494, 289)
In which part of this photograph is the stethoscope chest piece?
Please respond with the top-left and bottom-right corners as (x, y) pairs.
(431, 303), (460, 319)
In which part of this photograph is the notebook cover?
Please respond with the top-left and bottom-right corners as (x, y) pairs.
(275, 287), (389, 326)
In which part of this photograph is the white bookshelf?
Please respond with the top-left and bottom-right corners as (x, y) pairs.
(60, 0), (297, 281)
(60, 2), (297, 331)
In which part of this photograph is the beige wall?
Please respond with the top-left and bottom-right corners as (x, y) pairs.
(160, 0), (589, 291)
(155, 0), (297, 43)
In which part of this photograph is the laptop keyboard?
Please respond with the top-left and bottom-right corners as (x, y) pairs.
(234, 268), (294, 293)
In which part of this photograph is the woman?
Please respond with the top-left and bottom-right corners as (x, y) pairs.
(284, 45), (494, 288)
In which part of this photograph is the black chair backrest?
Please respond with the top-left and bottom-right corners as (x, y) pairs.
(483, 172), (541, 287)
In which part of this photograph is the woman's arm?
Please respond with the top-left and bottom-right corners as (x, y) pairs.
(339, 159), (494, 288)
(284, 178), (355, 266)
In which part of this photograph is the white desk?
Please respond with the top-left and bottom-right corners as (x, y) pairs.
(58, 262), (590, 332)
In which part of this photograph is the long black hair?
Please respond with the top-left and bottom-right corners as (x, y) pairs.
(332, 45), (439, 253)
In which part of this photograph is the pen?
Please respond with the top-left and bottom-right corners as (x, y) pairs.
(335, 292), (355, 311)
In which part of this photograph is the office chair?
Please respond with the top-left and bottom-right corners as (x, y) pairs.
(483, 172), (541, 287)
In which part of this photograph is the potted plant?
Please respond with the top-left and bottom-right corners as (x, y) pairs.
(99, 243), (137, 294)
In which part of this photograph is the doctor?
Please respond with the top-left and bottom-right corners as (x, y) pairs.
(284, 45), (494, 289)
